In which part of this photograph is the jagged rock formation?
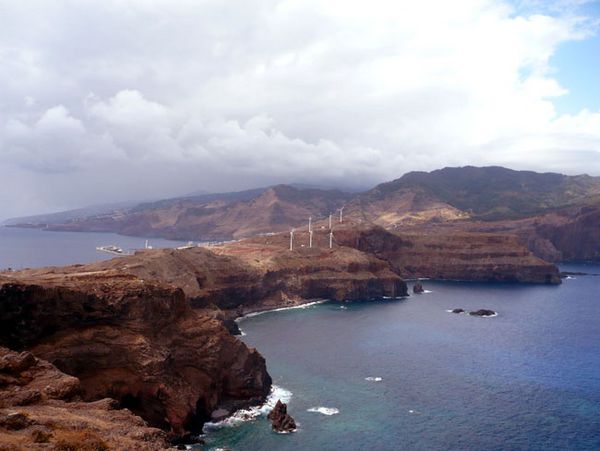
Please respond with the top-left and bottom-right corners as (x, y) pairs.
(0, 346), (169, 450)
(413, 282), (424, 293)
(0, 232), (412, 442)
(0, 274), (271, 437)
(267, 400), (296, 432)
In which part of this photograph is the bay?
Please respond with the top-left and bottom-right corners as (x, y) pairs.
(204, 264), (600, 451)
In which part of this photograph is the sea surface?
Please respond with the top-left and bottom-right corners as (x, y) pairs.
(1, 228), (598, 450)
(0, 226), (185, 269)
(204, 263), (600, 451)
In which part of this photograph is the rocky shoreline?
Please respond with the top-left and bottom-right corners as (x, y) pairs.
(0, 224), (561, 448)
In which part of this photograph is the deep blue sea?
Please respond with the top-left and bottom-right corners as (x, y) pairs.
(1, 227), (598, 450)
(204, 264), (600, 451)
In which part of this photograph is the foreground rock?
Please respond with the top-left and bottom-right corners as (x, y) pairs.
(450, 308), (465, 314)
(413, 282), (424, 294)
(0, 274), (271, 437)
(469, 309), (497, 317)
(0, 346), (168, 449)
(267, 400), (296, 433)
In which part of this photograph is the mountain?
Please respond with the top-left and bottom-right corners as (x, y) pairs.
(31, 185), (352, 241)
(1, 201), (140, 226)
(6, 166), (600, 262)
(349, 166), (600, 262)
(349, 166), (600, 225)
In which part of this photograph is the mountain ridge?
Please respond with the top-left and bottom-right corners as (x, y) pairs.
(6, 166), (600, 261)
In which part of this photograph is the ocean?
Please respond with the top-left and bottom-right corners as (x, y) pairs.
(1, 227), (598, 450)
(203, 264), (600, 451)
(0, 226), (185, 269)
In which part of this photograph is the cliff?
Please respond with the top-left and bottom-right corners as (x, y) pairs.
(0, 273), (271, 437)
(208, 232), (409, 310)
(21, 233), (408, 313)
(334, 224), (561, 284)
(426, 205), (600, 263)
(0, 346), (169, 450)
(0, 233), (412, 441)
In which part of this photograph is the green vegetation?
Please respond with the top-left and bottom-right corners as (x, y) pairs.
(377, 166), (600, 220)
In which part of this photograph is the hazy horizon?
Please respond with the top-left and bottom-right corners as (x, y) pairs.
(1, 0), (600, 219)
(3, 163), (599, 222)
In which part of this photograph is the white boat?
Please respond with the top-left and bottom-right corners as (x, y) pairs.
(96, 245), (128, 256)
(176, 241), (196, 250)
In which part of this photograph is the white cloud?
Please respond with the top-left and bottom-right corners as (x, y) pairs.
(0, 0), (598, 218)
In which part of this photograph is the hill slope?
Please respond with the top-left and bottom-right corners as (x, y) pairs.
(353, 166), (600, 223)
(36, 185), (352, 241)
(6, 166), (600, 262)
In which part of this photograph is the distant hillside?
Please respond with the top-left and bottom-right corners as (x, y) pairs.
(31, 185), (352, 241)
(6, 166), (600, 262)
(351, 166), (600, 224)
(2, 201), (140, 226)
(131, 187), (268, 213)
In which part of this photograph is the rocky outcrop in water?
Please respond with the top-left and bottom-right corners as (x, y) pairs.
(267, 400), (296, 432)
(469, 309), (496, 317)
(0, 274), (271, 437)
(413, 282), (424, 293)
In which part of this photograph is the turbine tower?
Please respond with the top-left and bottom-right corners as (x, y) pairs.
(290, 228), (295, 251)
(329, 231), (334, 249)
(308, 216), (312, 233)
(309, 230), (313, 248)
(339, 207), (344, 223)
(328, 213), (332, 230)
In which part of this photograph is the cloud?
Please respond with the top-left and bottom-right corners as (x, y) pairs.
(0, 0), (598, 218)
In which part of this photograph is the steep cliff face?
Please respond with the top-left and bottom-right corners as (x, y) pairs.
(69, 236), (408, 312)
(431, 205), (600, 263)
(0, 275), (271, 435)
(530, 206), (600, 262)
(0, 346), (169, 450)
(208, 233), (409, 310)
(0, 235), (409, 438)
(334, 225), (561, 284)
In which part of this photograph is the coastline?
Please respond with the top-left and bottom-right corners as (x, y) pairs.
(235, 299), (331, 322)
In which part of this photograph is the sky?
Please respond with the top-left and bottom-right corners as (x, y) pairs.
(1, 0), (599, 219)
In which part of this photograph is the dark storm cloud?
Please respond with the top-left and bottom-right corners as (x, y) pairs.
(0, 0), (598, 218)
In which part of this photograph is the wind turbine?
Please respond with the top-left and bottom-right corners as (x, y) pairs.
(309, 230), (313, 248)
(329, 230), (334, 249)
(308, 216), (312, 233)
(290, 228), (295, 251)
(328, 213), (332, 230)
(339, 207), (344, 223)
